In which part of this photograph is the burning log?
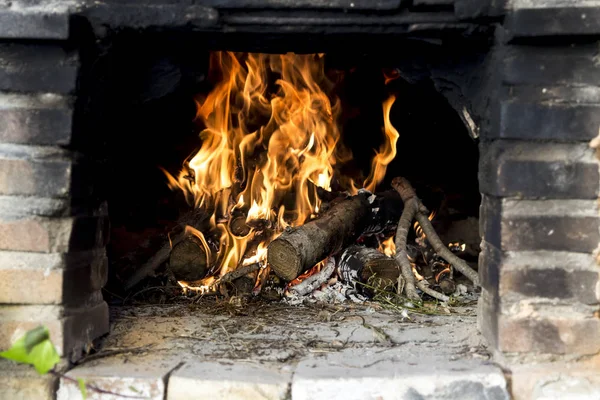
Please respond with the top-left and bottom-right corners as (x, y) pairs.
(169, 235), (209, 282)
(267, 194), (371, 281)
(338, 245), (401, 296)
(288, 258), (336, 296)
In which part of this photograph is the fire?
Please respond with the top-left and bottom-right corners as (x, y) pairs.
(165, 52), (399, 289)
(379, 236), (396, 257)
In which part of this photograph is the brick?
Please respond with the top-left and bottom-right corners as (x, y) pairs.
(0, 299), (109, 359)
(0, 196), (107, 218)
(0, 250), (108, 304)
(503, 44), (600, 86)
(0, 93), (73, 145)
(0, 143), (96, 200)
(0, 144), (73, 197)
(0, 214), (109, 252)
(481, 243), (600, 304)
(0, 43), (77, 93)
(480, 196), (600, 252)
(479, 141), (599, 198)
(505, 7), (600, 38)
(0, 359), (56, 400)
(497, 316), (600, 355)
(0, 3), (69, 40)
(478, 288), (499, 349)
(493, 101), (600, 141)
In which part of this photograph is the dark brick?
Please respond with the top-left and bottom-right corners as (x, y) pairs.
(479, 241), (501, 295)
(481, 196), (600, 253)
(502, 268), (599, 305)
(480, 242), (599, 304)
(504, 44), (600, 86)
(0, 4), (69, 39)
(0, 93), (73, 145)
(454, 0), (505, 19)
(498, 316), (600, 355)
(494, 101), (600, 141)
(479, 141), (599, 198)
(0, 44), (78, 93)
(477, 288), (499, 349)
(505, 7), (600, 38)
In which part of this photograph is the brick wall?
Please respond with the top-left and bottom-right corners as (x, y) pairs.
(478, 40), (600, 358)
(0, 43), (109, 363)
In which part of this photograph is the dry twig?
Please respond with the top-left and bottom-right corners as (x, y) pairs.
(392, 177), (479, 286)
(391, 178), (420, 300)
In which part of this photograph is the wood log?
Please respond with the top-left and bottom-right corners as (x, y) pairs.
(169, 235), (209, 281)
(338, 245), (401, 296)
(267, 194), (371, 281)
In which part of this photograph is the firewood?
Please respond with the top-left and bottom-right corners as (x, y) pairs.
(288, 257), (337, 296)
(267, 194), (371, 281)
(229, 214), (251, 237)
(392, 177), (479, 285)
(169, 235), (209, 281)
(338, 245), (401, 296)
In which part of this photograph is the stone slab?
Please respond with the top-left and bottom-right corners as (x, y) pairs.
(167, 362), (291, 400)
(57, 354), (181, 400)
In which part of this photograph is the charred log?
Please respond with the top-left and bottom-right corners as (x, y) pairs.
(267, 194), (371, 281)
(338, 245), (401, 296)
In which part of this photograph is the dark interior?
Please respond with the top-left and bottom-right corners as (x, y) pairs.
(77, 31), (480, 301)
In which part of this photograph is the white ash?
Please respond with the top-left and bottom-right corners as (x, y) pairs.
(283, 280), (367, 306)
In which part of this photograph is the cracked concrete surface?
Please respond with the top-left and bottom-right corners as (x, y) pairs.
(57, 302), (509, 399)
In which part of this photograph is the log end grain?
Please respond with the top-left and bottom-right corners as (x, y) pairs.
(169, 238), (208, 281)
(267, 238), (303, 282)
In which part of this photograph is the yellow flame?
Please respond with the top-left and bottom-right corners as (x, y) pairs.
(379, 236), (396, 257)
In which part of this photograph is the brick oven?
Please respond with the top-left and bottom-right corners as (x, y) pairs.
(1, 1), (599, 399)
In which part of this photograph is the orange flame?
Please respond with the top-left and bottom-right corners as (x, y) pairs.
(364, 95), (399, 192)
(379, 236), (396, 257)
(165, 52), (398, 287)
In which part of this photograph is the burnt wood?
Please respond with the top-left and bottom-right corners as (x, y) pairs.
(268, 194), (371, 281)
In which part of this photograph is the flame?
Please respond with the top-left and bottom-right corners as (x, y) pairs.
(165, 52), (398, 289)
(413, 210), (437, 241)
(379, 236), (396, 257)
(364, 95), (399, 192)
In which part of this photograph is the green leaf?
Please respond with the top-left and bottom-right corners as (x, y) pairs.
(0, 326), (60, 374)
(77, 378), (87, 400)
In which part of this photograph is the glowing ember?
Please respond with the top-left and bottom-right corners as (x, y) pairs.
(164, 52), (399, 290)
